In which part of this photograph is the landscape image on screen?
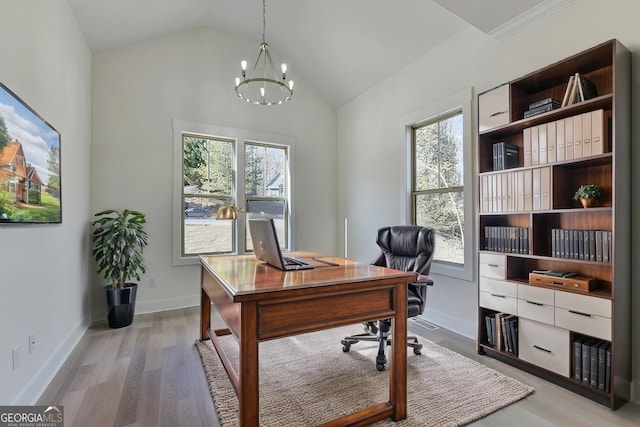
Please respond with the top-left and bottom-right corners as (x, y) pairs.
(0, 83), (61, 224)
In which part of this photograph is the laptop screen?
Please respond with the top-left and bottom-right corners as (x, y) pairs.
(248, 218), (314, 270)
(248, 218), (287, 269)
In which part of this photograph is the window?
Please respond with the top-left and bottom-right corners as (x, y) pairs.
(404, 88), (473, 280)
(412, 112), (464, 264)
(173, 120), (294, 265)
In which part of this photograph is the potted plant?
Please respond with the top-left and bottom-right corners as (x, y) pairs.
(92, 209), (148, 328)
(573, 184), (602, 208)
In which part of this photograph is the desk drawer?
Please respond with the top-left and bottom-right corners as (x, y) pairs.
(480, 291), (517, 315)
(555, 307), (611, 340)
(519, 318), (570, 377)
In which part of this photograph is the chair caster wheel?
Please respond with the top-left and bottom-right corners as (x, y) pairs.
(376, 363), (386, 371)
(413, 348), (421, 355)
(342, 344), (350, 352)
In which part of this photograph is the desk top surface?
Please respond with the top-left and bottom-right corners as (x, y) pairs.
(200, 251), (416, 298)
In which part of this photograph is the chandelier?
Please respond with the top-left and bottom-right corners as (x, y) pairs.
(234, 0), (294, 105)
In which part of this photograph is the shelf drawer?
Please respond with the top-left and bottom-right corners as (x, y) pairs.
(518, 300), (554, 325)
(555, 308), (611, 340)
(479, 253), (506, 279)
(479, 84), (510, 133)
(518, 284), (554, 305)
(519, 318), (570, 377)
(480, 291), (517, 315)
(554, 292), (611, 318)
(480, 278), (517, 297)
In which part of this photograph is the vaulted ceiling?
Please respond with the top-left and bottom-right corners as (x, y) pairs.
(68, 0), (573, 107)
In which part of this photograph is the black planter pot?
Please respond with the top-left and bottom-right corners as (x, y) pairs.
(104, 283), (138, 328)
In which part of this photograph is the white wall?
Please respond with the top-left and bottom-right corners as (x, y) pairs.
(0, 0), (93, 404)
(337, 0), (640, 403)
(90, 26), (338, 316)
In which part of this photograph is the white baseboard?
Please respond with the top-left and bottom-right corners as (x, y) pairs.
(13, 316), (91, 405)
(420, 309), (476, 340)
(135, 295), (199, 315)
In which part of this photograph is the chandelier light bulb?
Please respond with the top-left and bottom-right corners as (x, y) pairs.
(241, 60), (247, 71)
(235, 77), (241, 87)
(288, 80), (294, 90)
(260, 87), (265, 98)
(281, 63), (287, 79)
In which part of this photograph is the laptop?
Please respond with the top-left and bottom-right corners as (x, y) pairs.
(248, 218), (315, 271)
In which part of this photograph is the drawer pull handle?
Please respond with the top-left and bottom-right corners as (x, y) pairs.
(551, 281), (563, 286)
(490, 293), (506, 298)
(533, 345), (552, 353)
(569, 310), (592, 318)
(489, 110), (507, 117)
(487, 264), (500, 268)
(526, 300), (543, 306)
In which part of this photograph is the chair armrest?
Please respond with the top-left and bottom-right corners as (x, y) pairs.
(411, 275), (434, 287)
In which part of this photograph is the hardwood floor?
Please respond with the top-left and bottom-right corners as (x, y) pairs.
(38, 307), (639, 426)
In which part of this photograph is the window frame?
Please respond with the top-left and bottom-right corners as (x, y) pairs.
(403, 88), (475, 281)
(173, 120), (296, 266)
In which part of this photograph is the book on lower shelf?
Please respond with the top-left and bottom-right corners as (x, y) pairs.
(484, 312), (518, 355)
(574, 336), (611, 391)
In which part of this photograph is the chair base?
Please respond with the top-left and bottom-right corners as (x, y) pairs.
(341, 321), (422, 371)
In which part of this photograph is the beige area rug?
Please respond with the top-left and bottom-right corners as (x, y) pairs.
(195, 325), (534, 426)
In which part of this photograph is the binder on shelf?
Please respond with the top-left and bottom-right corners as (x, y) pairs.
(492, 142), (519, 171)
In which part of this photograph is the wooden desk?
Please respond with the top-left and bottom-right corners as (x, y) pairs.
(200, 252), (417, 426)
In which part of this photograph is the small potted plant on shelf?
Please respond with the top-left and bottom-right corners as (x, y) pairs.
(573, 184), (602, 208)
(92, 209), (148, 328)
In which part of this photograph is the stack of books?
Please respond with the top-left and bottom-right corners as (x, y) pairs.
(574, 337), (611, 392)
(561, 72), (598, 107)
(523, 97), (560, 119)
(492, 142), (519, 170)
(551, 229), (612, 262)
(485, 313), (518, 355)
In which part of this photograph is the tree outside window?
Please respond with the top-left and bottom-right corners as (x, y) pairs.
(412, 112), (464, 264)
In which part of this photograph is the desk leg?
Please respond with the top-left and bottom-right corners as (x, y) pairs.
(390, 282), (408, 421)
(239, 301), (259, 426)
(200, 287), (211, 341)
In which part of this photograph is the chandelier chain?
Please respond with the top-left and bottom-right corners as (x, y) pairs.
(262, 0), (266, 44)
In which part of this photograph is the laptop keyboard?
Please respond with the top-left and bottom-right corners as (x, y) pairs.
(283, 256), (303, 266)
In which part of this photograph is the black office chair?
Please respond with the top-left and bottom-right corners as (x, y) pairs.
(341, 225), (435, 371)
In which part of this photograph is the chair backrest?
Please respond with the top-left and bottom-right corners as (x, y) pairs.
(372, 225), (435, 275)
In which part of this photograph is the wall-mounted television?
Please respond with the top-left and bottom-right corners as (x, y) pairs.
(0, 82), (61, 224)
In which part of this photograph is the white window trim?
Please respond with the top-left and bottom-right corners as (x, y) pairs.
(401, 88), (475, 281)
(172, 119), (296, 266)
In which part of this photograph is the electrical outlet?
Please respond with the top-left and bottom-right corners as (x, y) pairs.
(148, 277), (156, 288)
(29, 334), (36, 354)
(12, 345), (22, 370)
